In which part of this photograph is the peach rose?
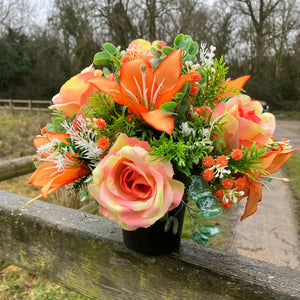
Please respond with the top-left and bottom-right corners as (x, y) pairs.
(50, 68), (103, 118)
(89, 134), (184, 230)
(212, 95), (275, 151)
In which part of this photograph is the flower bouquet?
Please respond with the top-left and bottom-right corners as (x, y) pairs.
(27, 34), (297, 254)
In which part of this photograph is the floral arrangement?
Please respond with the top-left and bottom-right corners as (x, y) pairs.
(27, 34), (296, 245)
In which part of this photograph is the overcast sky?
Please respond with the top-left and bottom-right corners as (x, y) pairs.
(26, 0), (216, 30)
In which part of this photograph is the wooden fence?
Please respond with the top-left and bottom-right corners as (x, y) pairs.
(0, 99), (51, 113)
(0, 158), (299, 299)
(0, 156), (35, 182)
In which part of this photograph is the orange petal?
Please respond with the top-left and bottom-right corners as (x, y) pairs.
(155, 73), (193, 108)
(46, 132), (71, 144)
(28, 160), (90, 199)
(49, 102), (81, 118)
(154, 49), (182, 92)
(119, 58), (155, 103)
(241, 179), (262, 221)
(34, 136), (51, 149)
(114, 93), (149, 117)
(222, 75), (251, 98)
(141, 110), (174, 134)
(86, 76), (120, 94)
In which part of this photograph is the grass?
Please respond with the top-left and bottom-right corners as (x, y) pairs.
(0, 109), (52, 161)
(0, 266), (88, 300)
(282, 152), (300, 230)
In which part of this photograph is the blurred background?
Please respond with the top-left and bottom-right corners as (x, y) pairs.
(0, 0), (299, 111)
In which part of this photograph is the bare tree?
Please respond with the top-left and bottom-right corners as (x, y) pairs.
(0, 0), (33, 36)
(208, 0), (234, 59)
(229, 0), (281, 78)
(269, 0), (300, 77)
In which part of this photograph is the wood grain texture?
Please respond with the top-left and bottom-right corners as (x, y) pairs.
(0, 190), (299, 300)
(0, 156), (35, 181)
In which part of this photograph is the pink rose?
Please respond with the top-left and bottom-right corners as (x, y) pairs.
(89, 134), (184, 230)
(50, 68), (103, 118)
(212, 95), (275, 150)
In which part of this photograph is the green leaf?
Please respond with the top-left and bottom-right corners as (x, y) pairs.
(159, 101), (177, 111)
(172, 217), (179, 235)
(195, 195), (218, 210)
(200, 225), (221, 237)
(175, 84), (190, 123)
(84, 176), (93, 183)
(103, 42), (116, 55)
(191, 232), (208, 245)
(162, 46), (174, 56)
(103, 67), (111, 77)
(80, 189), (89, 202)
(93, 52), (110, 65)
(151, 47), (161, 58)
(198, 189), (213, 197)
(200, 208), (222, 219)
(45, 123), (54, 132)
(188, 42), (199, 56)
(174, 33), (184, 47)
(164, 216), (174, 232)
(198, 71), (207, 84)
(53, 118), (65, 133)
(182, 53), (196, 64)
(178, 35), (192, 49)
(80, 189), (88, 197)
(188, 175), (206, 201)
(150, 57), (161, 69)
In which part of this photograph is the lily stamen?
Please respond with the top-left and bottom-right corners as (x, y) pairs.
(121, 82), (139, 103)
(140, 64), (149, 109)
(152, 78), (165, 110)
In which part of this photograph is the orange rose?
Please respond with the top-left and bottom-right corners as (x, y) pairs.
(212, 95), (275, 151)
(50, 68), (103, 118)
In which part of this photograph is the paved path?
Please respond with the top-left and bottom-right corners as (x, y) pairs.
(225, 120), (300, 270)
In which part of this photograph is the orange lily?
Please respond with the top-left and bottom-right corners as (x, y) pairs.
(87, 49), (193, 134)
(27, 132), (90, 204)
(240, 145), (299, 220)
(222, 75), (251, 98)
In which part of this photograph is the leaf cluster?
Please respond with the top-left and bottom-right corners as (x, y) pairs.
(186, 176), (222, 245)
(149, 119), (215, 176)
(151, 34), (199, 70)
(45, 109), (69, 133)
(93, 42), (124, 76)
(193, 57), (228, 109)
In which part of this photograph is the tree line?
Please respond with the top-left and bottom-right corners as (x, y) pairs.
(0, 0), (299, 109)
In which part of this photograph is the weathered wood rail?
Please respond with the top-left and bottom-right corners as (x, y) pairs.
(0, 99), (51, 113)
(0, 156), (35, 181)
(0, 190), (299, 299)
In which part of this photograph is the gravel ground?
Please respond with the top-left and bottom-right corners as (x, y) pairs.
(225, 120), (300, 270)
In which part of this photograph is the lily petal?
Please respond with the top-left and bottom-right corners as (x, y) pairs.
(154, 49), (182, 91)
(141, 110), (174, 134)
(222, 75), (251, 98)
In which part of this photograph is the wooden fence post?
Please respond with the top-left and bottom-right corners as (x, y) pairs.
(9, 99), (13, 114)
(28, 99), (32, 114)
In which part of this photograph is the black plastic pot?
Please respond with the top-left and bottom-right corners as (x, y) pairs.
(122, 205), (186, 255)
